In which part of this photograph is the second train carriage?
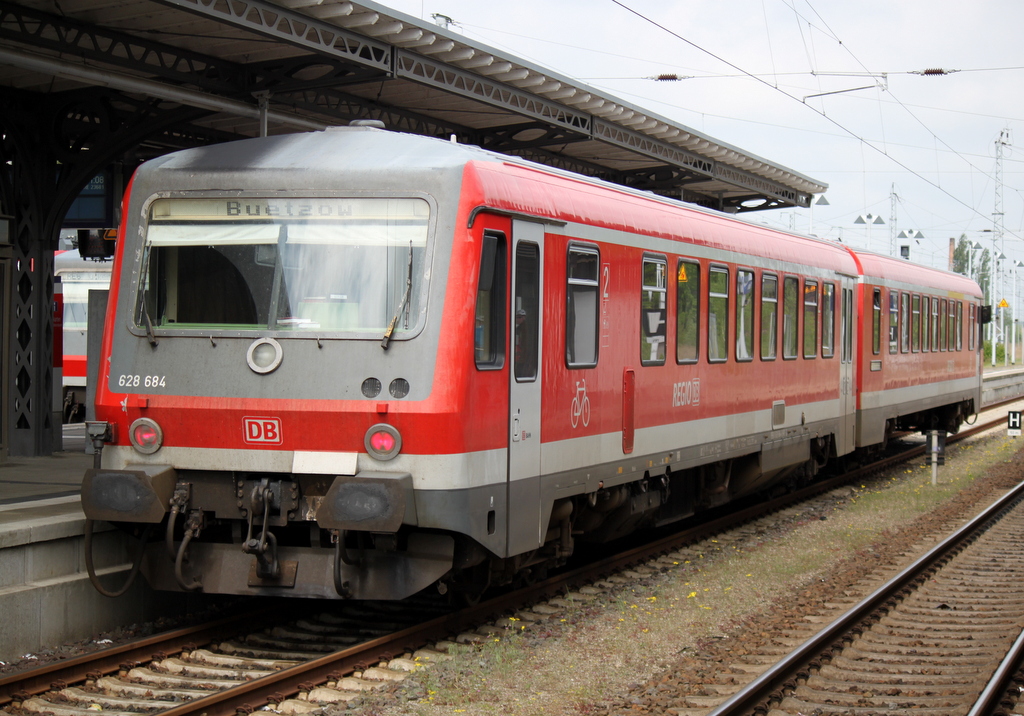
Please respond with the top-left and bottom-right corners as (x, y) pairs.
(852, 251), (981, 446)
(81, 127), (984, 600)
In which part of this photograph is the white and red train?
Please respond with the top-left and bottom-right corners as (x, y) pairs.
(81, 127), (984, 600)
(55, 250), (112, 423)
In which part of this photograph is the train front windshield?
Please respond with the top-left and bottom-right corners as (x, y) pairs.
(136, 197), (429, 336)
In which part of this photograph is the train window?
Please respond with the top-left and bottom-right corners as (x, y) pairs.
(709, 266), (730, 363)
(821, 283), (835, 358)
(888, 290), (898, 355)
(736, 269), (754, 362)
(641, 255), (667, 365)
(921, 297), (929, 352)
(514, 242), (540, 381)
(783, 276), (799, 359)
(803, 279), (818, 359)
(931, 298), (939, 351)
(138, 197), (430, 337)
(566, 245), (600, 368)
(947, 300), (956, 351)
(950, 301), (958, 352)
(872, 288), (881, 355)
(939, 298), (947, 350)
(842, 288), (853, 363)
(676, 259), (700, 363)
(60, 266), (110, 359)
(475, 232), (506, 370)
(761, 274), (778, 360)
(900, 292), (910, 353)
(969, 304), (976, 351)
(911, 295), (920, 352)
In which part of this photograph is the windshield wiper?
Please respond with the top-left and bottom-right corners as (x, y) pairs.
(137, 252), (159, 347)
(142, 303), (159, 348)
(381, 241), (413, 350)
(267, 225), (288, 329)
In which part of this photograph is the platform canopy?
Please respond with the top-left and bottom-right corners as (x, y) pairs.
(0, 0), (825, 213)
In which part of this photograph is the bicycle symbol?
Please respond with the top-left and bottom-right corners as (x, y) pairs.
(570, 378), (591, 428)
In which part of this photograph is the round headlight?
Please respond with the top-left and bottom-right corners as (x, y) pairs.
(364, 423), (402, 461)
(247, 337), (283, 374)
(129, 417), (163, 454)
(362, 377), (382, 398)
(389, 378), (410, 399)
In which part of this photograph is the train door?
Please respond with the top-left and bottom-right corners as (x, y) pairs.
(507, 220), (544, 556)
(837, 279), (856, 455)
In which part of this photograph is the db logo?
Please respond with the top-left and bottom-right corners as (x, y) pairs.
(243, 416), (283, 445)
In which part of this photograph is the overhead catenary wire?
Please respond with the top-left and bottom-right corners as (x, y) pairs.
(587, 67), (1017, 81)
(608, 0), (1022, 243)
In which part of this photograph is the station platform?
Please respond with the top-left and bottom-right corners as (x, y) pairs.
(0, 424), (187, 664)
(0, 423), (91, 546)
(0, 430), (89, 505)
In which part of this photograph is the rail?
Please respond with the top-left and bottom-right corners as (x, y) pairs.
(0, 608), (274, 707)
(706, 461), (1024, 716)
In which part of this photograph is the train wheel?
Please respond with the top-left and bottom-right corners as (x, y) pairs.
(944, 405), (963, 434)
(512, 563), (548, 589)
(451, 562), (492, 606)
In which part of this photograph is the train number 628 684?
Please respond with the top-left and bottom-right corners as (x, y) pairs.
(117, 374), (166, 388)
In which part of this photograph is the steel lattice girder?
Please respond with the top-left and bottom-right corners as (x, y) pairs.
(152, 0), (813, 209)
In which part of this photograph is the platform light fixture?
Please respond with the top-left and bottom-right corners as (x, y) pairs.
(854, 213), (885, 251)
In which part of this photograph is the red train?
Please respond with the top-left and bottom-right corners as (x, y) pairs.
(81, 127), (984, 600)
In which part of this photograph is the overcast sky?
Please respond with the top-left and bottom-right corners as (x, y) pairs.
(380, 0), (1024, 292)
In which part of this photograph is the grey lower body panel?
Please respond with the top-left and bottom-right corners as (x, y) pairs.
(415, 415), (840, 558)
(856, 387), (978, 445)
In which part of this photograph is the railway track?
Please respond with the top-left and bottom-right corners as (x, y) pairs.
(0, 598), (460, 716)
(1, 408), (1019, 716)
(703, 459), (1024, 716)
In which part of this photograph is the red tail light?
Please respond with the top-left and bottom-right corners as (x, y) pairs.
(365, 424), (401, 461)
(129, 417), (163, 454)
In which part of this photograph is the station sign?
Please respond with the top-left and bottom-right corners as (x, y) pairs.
(64, 172), (113, 229)
(1009, 411), (1022, 438)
